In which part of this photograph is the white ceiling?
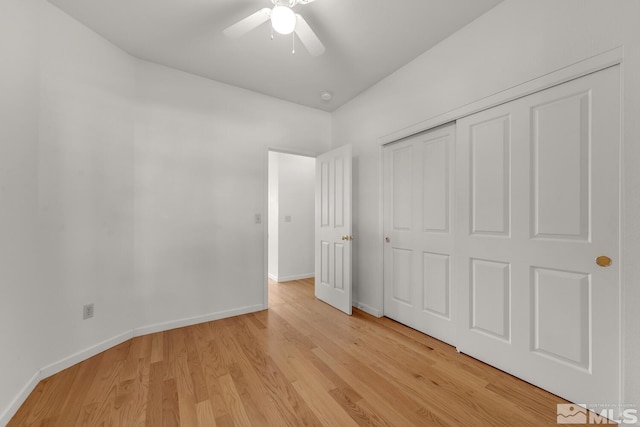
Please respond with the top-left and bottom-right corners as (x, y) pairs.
(47, 0), (503, 111)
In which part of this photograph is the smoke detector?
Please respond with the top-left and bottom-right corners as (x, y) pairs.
(320, 91), (333, 102)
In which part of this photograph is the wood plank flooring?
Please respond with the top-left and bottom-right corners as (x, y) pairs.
(9, 278), (574, 426)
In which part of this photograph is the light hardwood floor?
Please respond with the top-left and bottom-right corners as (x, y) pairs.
(9, 278), (573, 426)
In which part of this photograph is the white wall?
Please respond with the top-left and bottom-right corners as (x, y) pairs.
(332, 0), (640, 409)
(0, 0), (41, 418)
(0, 0), (331, 422)
(268, 152), (280, 280)
(37, 0), (137, 367)
(1, 0), (137, 420)
(268, 152), (315, 282)
(133, 62), (330, 328)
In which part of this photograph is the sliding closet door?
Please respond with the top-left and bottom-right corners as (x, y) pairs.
(455, 66), (620, 405)
(383, 124), (456, 345)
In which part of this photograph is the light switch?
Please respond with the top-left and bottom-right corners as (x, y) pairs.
(255, 214), (261, 224)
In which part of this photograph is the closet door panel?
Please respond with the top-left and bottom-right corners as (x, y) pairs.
(383, 124), (456, 344)
(455, 66), (620, 406)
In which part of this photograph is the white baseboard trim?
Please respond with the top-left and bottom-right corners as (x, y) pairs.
(271, 273), (314, 283)
(354, 301), (383, 318)
(0, 371), (41, 426)
(267, 273), (278, 281)
(1, 303), (266, 425)
(40, 330), (134, 379)
(133, 304), (266, 337)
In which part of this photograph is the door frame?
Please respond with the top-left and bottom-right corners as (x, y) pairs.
(263, 147), (320, 309)
(377, 46), (625, 401)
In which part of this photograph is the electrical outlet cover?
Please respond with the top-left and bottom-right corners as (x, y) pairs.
(83, 303), (94, 319)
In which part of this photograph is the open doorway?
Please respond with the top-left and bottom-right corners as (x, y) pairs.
(267, 151), (316, 283)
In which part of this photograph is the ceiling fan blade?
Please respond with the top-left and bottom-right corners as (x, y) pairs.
(223, 8), (271, 38)
(294, 14), (325, 56)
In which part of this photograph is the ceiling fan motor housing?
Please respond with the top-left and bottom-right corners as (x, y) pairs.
(224, 0), (324, 56)
(272, 0), (314, 7)
(271, 5), (296, 34)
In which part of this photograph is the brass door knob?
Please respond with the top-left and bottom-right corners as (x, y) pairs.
(596, 256), (612, 267)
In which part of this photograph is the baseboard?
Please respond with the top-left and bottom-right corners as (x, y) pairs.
(1, 303), (266, 425)
(0, 371), (41, 426)
(271, 273), (314, 283)
(268, 273), (278, 281)
(40, 330), (134, 379)
(354, 301), (383, 318)
(0, 331), (133, 425)
(133, 304), (266, 336)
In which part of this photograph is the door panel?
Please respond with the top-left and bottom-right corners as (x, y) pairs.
(334, 243), (345, 290)
(456, 66), (620, 405)
(532, 92), (590, 240)
(422, 138), (450, 232)
(532, 267), (590, 369)
(319, 241), (330, 285)
(422, 252), (450, 318)
(315, 145), (352, 315)
(470, 259), (510, 341)
(392, 248), (413, 305)
(320, 162), (330, 226)
(334, 157), (345, 227)
(392, 146), (413, 231)
(383, 124), (457, 344)
(470, 115), (511, 236)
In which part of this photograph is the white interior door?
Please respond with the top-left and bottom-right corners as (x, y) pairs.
(383, 124), (457, 344)
(315, 145), (352, 315)
(455, 66), (620, 405)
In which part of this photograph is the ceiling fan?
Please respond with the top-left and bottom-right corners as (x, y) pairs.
(223, 0), (325, 56)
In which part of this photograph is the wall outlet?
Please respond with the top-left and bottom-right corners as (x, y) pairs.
(284, 215), (292, 222)
(255, 214), (262, 224)
(83, 303), (94, 320)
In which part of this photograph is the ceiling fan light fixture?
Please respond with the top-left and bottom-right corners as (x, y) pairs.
(271, 5), (296, 35)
